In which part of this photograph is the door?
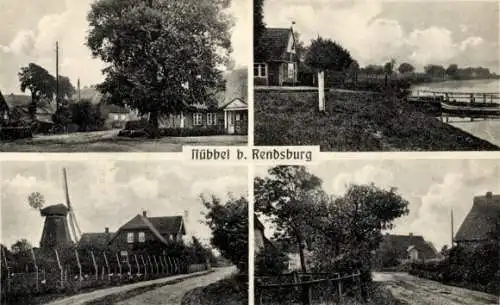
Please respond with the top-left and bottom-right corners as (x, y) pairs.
(227, 112), (235, 134)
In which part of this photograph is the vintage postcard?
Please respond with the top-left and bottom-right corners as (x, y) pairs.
(254, 161), (499, 305)
(253, 0), (500, 152)
(0, 159), (248, 304)
(0, 0), (249, 152)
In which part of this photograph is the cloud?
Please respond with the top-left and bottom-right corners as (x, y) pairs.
(264, 0), (496, 71)
(0, 161), (247, 248)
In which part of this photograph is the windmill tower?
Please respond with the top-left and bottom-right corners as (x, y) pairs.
(39, 168), (82, 249)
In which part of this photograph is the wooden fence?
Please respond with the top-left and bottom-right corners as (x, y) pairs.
(1, 247), (210, 301)
(255, 271), (361, 305)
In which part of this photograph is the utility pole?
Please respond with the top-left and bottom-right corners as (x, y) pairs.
(56, 41), (59, 111)
(450, 208), (454, 247)
(77, 78), (81, 103)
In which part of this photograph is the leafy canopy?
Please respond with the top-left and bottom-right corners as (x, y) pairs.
(304, 37), (354, 72)
(201, 195), (248, 273)
(87, 0), (233, 125)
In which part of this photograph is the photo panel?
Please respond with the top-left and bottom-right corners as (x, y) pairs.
(0, 0), (250, 152)
(0, 159), (249, 304)
(253, 0), (500, 151)
(253, 159), (499, 304)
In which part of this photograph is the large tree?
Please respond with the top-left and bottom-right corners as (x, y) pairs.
(445, 64), (458, 78)
(254, 166), (325, 273)
(18, 63), (56, 122)
(253, 0), (266, 50)
(304, 37), (354, 72)
(87, 0), (233, 135)
(398, 62), (415, 74)
(201, 195), (248, 273)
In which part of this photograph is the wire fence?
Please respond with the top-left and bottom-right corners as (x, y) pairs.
(255, 271), (362, 305)
(0, 247), (210, 302)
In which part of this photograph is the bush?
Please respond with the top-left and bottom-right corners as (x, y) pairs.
(255, 246), (288, 276)
(409, 243), (499, 294)
(0, 125), (32, 140)
(161, 127), (224, 137)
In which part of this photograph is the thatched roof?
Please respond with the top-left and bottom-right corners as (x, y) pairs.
(381, 234), (438, 260)
(455, 192), (500, 243)
(78, 232), (114, 249)
(255, 28), (294, 62)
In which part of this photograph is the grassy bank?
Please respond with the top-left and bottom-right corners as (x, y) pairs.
(181, 274), (247, 305)
(254, 90), (499, 151)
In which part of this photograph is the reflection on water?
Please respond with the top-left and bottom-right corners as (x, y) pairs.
(412, 79), (500, 93)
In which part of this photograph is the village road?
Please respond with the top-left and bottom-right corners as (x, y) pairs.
(114, 266), (237, 305)
(373, 272), (499, 305)
(44, 269), (213, 305)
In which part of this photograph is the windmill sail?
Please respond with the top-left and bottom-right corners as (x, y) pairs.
(63, 168), (81, 242)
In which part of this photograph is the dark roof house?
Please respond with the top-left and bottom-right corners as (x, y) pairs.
(455, 192), (500, 244)
(78, 228), (114, 249)
(254, 27), (298, 86)
(380, 233), (439, 261)
(108, 211), (186, 250)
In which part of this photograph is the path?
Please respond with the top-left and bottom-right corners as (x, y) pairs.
(373, 272), (498, 305)
(44, 270), (211, 305)
(114, 266), (236, 305)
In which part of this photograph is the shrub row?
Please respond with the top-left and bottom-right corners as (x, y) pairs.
(0, 126), (33, 140)
(408, 243), (499, 294)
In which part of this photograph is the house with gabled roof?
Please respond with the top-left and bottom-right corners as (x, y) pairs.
(378, 233), (439, 263)
(454, 192), (500, 247)
(254, 27), (299, 86)
(158, 68), (248, 135)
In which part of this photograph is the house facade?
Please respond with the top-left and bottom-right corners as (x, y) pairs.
(454, 192), (500, 248)
(254, 27), (299, 86)
(376, 233), (439, 265)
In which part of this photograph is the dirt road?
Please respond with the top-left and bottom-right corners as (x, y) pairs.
(44, 270), (211, 305)
(0, 129), (247, 152)
(114, 266), (237, 305)
(373, 272), (498, 305)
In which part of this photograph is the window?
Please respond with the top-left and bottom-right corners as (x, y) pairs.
(127, 232), (134, 243)
(254, 63), (267, 78)
(207, 113), (217, 125)
(193, 113), (203, 126)
(138, 232), (145, 243)
(113, 114), (119, 121)
(120, 114), (127, 121)
(288, 63), (295, 79)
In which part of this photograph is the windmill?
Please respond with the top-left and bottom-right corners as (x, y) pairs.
(39, 168), (81, 249)
(63, 168), (82, 243)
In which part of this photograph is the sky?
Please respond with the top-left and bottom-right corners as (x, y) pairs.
(255, 159), (500, 251)
(0, 0), (251, 94)
(263, 0), (499, 73)
(0, 160), (248, 249)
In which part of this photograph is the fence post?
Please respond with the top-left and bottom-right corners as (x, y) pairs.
(337, 274), (343, 303)
(90, 251), (98, 281)
(103, 252), (110, 280)
(153, 256), (159, 275)
(30, 247), (39, 293)
(318, 71), (325, 112)
(141, 255), (147, 278)
(134, 255), (140, 277)
(147, 255), (155, 276)
(115, 253), (122, 279)
(166, 256), (172, 274)
(301, 274), (312, 305)
(75, 249), (82, 281)
(54, 249), (64, 289)
(159, 255), (166, 274)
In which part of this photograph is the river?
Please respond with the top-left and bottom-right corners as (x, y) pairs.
(412, 79), (500, 148)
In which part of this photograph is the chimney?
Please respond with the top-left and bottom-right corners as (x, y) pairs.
(142, 210), (147, 217)
(105, 227), (109, 234)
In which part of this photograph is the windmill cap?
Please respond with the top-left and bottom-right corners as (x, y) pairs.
(40, 204), (69, 216)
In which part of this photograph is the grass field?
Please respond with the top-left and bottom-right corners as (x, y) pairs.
(254, 89), (499, 151)
(0, 130), (247, 152)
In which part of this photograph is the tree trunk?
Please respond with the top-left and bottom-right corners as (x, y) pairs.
(297, 238), (307, 273)
(29, 93), (37, 123)
(148, 110), (160, 138)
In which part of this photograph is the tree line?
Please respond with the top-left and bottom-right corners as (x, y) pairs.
(253, 166), (410, 300)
